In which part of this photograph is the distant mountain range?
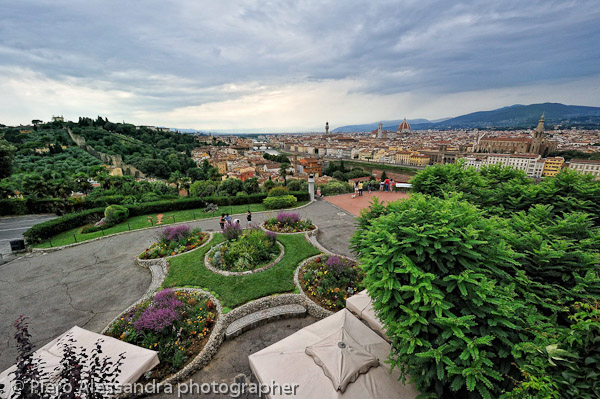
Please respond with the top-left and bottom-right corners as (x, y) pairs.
(332, 103), (600, 132)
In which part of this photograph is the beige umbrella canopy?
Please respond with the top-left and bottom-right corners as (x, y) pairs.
(0, 326), (159, 399)
(249, 309), (419, 399)
(346, 290), (389, 341)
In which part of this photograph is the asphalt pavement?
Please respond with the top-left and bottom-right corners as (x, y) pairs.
(0, 214), (57, 258)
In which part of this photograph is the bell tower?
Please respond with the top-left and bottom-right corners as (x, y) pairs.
(530, 113), (545, 154)
(325, 121), (329, 135)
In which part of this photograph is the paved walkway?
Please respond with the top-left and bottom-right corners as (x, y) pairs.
(325, 191), (409, 216)
(148, 316), (318, 399)
(0, 201), (357, 370)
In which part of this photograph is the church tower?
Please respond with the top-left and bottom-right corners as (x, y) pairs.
(530, 113), (545, 154)
(325, 121), (329, 135)
(377, 122), (384, 139)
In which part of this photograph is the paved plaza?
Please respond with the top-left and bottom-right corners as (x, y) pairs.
(0, 200), (357, 371)
(325, 191), (409, 216)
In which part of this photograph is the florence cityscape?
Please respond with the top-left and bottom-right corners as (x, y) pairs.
(1, 1), (599, 399)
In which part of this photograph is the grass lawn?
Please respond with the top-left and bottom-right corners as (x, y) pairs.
(163, 233), (321, 309)
(33, 201), (309, 248)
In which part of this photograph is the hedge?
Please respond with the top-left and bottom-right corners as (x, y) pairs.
(22, 191), (311, 244)
(0, 196), (127, 216)
(263, 195), (298, 209)
(23, 207), (106, 244)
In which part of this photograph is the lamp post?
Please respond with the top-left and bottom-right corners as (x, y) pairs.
(308, 173), (315, 201)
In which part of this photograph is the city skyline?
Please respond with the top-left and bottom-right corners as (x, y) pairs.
(1, 1), (599, 131)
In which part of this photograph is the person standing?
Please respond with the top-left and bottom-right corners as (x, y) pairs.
(367, 181), (372, 194)
(246, 210), (252, 228)
(379, 180), (384, 192)
(225, 213), (231, 223)
(358, 181), (363, 196)
(385, 178), (390, 192)
(219, 213), (225, 230)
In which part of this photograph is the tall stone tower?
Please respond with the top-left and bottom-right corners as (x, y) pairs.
(325, 121), (329, 135)
(530, 113), (545, 155)
(377, 122), (384, 139)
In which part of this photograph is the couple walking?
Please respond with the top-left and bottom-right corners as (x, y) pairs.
(219, 211), (253, 229)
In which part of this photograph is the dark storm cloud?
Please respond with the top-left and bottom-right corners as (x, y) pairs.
(0, 0), (598, 111)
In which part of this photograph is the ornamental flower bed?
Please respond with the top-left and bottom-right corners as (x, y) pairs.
(139, 224), (208, 259)
(105, 289), (217, 381)
(208, 228), (280, 272)
(263, 212), (315, 233)
(299, 255), (365, 311)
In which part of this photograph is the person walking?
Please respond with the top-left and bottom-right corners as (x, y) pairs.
(358, 181), (363, 196)
(225, 213), (231, 223)
(379, 180), (384, 192)
(246, 210), (252, 228)
(354, 182), (359, 198)
(384, 178), (390, 192)
(219, 213), (225, 230)
(390, 179), (395, 192)
(367, 181), (372, 194)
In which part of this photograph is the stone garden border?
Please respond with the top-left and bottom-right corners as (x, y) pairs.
(204, 240), (285, 276)
(294, 253), (359, 314)
(136, 232), (213, 266)
(30, 200), (315, 253)
(260, 222), (319, 236)
(97, 223), (339, 395)
(101, 287), (226, 394)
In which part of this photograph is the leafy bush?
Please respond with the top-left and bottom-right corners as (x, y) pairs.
(23, 207), (105, 244)
(286, 179), (308, 192)
(352, 187), (600, 398)
(263, 194), (297, 209)
(268, 186), (289, 197)
(319, 181), (353, 196)
(104, 204), (129, 224)
(352, 194), (525, 398)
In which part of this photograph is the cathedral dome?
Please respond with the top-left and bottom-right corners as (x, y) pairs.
(397, 118), (411, 133)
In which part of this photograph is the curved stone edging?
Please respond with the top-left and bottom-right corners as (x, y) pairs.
(136, 232), (213, 266)
(260, 222), (319, 236)
(204, 240), (285, 276)
(294, 253), (363, 316)
(101, 287), (226, 394)
(294, 254), (335, 318)
(30, 200), (316, 253)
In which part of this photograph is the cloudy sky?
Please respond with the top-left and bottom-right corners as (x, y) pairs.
(1, 0), (599, 132)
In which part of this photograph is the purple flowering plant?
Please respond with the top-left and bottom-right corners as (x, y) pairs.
(223, 221), (242, 241)
(107, 289), (217, 379)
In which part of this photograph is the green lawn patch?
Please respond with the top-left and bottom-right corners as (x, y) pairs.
(32, 201), (309, 248)
(163, 233), (321, 308)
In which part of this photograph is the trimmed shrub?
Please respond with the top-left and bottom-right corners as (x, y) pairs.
(23, 207), (105, 244)
(0, 199), (27, 215)
(319, 181), (353, 196)
(268, 186), (289, 197)
(263, 195), (297, 209)
(104, 205), (129, 224)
